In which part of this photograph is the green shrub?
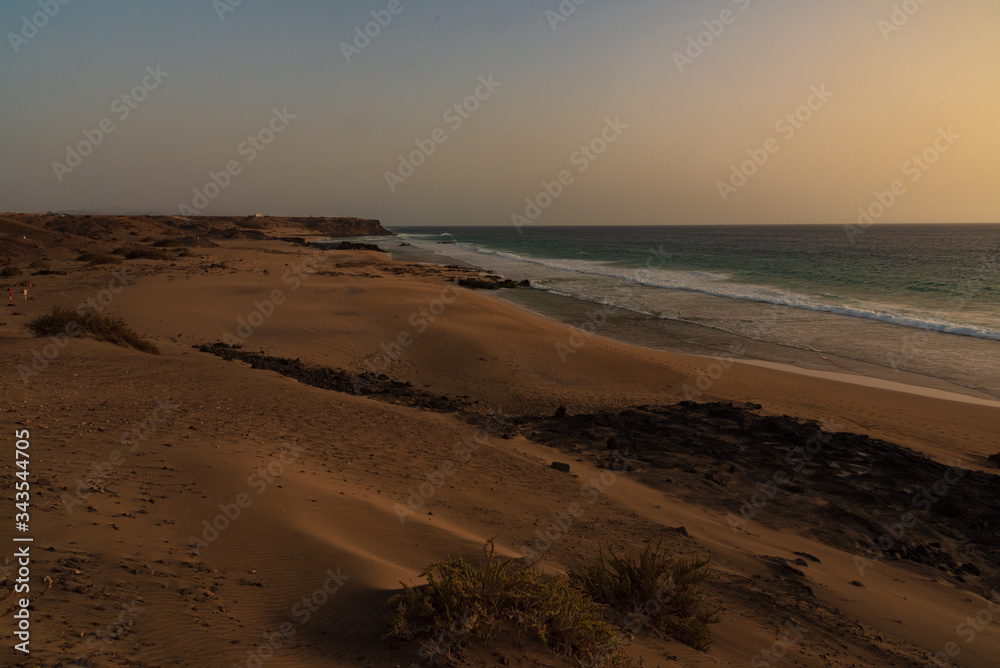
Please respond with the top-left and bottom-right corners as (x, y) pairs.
(26, 306), (159, 354)
(385, 541), (631, 667)
(568, 542), (720, 652)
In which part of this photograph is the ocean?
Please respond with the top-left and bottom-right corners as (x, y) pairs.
(343, 225), (1000, 400)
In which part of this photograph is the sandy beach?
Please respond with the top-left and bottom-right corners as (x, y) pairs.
(2, 215), (998, 667)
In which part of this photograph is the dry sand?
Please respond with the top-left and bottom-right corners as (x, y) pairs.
(1, 219), (998, 667)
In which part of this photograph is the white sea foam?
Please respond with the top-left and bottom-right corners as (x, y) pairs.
(396, 234), (1000, 342)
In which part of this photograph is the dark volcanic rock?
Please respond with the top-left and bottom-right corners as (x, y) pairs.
(517, 401), (1000, 586)
(329, 241), (386, 252)
(294, 218), (392, 236)
(197, 343), (467, 413)
(153, 236), (221, 247)
(205, 229), (272, 241)
(455, 277), (530, 290)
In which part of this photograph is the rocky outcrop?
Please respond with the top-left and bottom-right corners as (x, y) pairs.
(0, 213), (393, 264)
(287, 217), (393, 237)
(327, 241), (387, 252)
(519, 402), (1000, 586)
(454, 277), (531, 290)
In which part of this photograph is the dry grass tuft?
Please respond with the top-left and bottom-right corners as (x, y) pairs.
(568, 541), (720, 651)
(75, 253), (122, 266)
(385, 540), (632, 667)
(27, 306), (159, 354)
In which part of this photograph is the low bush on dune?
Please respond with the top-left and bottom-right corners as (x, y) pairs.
(123, 248), (172, 261)
(75, 252), (122, 266)
(385, 540), (632, 667)
(568, 542), (720, 652)
(151, 236), (219, 248)
(27, 306), (159, 354)
(385, 540), (720, 665)
(110, 246), (172, 261)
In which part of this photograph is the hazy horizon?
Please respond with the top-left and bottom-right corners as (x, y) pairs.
(2, 1), (998, 227)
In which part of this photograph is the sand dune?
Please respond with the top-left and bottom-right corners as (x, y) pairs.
(2, 221), (998, 667)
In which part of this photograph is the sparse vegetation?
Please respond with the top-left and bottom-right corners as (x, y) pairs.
(123, 248), (171, 261)
(75, 253), (122, 266)
(111, 246), (172, 260)
(385, 540), (631, 667)
(568, 542), (720, 652)
(26, 307), (159, 354)
(1, 265), (23, 277)
(152, 237), (218, 248)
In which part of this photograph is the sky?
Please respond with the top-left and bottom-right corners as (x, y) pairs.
(1, 0), (998, 226)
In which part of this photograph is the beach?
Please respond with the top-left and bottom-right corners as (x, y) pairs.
(2, 216), (999, 667)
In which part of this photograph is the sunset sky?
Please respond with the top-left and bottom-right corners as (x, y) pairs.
(1, 0), (998, 226)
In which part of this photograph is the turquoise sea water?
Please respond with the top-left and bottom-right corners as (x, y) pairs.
(342, 224), (1000, 399)
(393, 225), (1000, 340)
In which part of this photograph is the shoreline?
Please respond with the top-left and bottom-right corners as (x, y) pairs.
(487, 285), (1000, 404)
(735, 358), (1000, 408)
(375, 237), (1000, 403)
